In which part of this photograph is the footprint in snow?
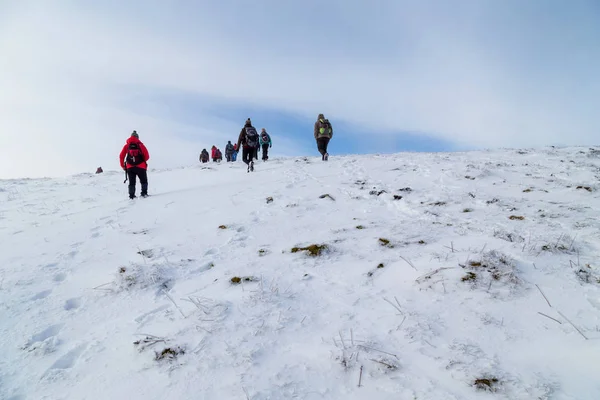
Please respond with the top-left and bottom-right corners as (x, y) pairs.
(90, 232), (100, 239)
(64, 298), (82, 311)
(43, 343), (88, 379)
(31, 289), (52, 300)
(53, 272), (67, 282)
(23, 324), (64, 354)
(25, 324), (64, 347)
(204, 248), (218, 256)
(44, 262), (59, 269)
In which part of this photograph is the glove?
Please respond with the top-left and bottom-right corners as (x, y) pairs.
(270, 144), (272, 148)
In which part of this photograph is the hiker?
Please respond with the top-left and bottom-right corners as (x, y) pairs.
(225, 141), (235, 162)
(214, 148), (223, 162)
(232, 143), (238, 161)
(199, 149), (209, 163)
(119, 130), (150, 199)
(95, 167), (103, 174)
(259, 128), (272, 161)
(236, 118), (259, 172)
(314, 113), (333, 161)
(211, 145), (218, 162)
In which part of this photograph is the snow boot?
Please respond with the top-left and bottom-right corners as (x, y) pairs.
(250, 161), (254, 172)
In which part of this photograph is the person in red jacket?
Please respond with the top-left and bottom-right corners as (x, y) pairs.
(119, 130), (150, 199)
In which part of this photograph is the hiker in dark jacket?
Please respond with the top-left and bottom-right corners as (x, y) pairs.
(236, 118), (259, 172)
(225, 141), (235, 162)
(259, 128), (272, 161)
(199, 149), (209, 163)
(314, 113), (333, 161)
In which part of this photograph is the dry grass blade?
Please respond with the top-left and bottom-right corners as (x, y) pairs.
(537, 312), (562, 324)
(535, 284), (552, 308)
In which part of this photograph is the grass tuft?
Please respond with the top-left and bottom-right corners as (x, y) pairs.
(291, 244), (329, 256)
(473, 377), (499, 392)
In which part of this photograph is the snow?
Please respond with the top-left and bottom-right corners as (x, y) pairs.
(1, 146), (600, 400)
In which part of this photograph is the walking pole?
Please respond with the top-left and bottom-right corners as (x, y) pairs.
(123, 166), (128, 184)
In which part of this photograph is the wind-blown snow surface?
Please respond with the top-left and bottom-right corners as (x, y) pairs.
(2, 147), (600, 400)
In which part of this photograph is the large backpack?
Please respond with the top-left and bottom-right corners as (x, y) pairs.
(225, 143), (234, 153)
(318, 119), (332, 137)
(260, 132), (269, 144)
(126, 142), (144, 165)
(245, 126), (259, 147)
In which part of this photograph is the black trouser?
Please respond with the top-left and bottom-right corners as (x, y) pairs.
(317, 137), (330, 156)
(226, 153), (232, 162)
(242, 146), (256, 165)
(127, 167), (148, 197)
(261, 144), (269, 160)
(253, 147), (259, 160)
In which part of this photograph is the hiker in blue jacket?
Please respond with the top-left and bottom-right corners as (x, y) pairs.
(259, 128), (272, 161)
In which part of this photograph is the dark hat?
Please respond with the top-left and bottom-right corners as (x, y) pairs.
(131, 130), (139, 138)
(318, 113), (324, 119)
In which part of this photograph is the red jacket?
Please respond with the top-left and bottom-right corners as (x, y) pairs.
(211, 146), (217, 159)
(119, 137), (150, 170)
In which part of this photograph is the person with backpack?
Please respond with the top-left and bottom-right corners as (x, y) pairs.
(314, 113), (333, 161)
(225, 141), (235, 162)
(119, 130), (150, 199)
(236, 118), (259, 172)
(199, 149), (209, 163)
(259, 128), (272, 161)
(214, 148), (223, 162)
(211, 145), (218, 162)
(232, 143), (238, 161)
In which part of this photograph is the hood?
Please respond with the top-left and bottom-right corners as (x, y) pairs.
(126, 136), (141, 145)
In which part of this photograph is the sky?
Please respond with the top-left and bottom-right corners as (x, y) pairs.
(0, 0), (599, 179)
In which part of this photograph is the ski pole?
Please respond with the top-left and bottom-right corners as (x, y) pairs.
(123, 167), (128, 183)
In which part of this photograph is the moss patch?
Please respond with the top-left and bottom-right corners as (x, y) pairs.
(576, 185), (592, 192)
(509, 215), (525, 220)
(378, 238), (393, 248)
(522, 188), (532, 193)
(291, 244), (329, 256)
(356, 225), (365, 230)
(462, 208), (474, 213)
(230, 276), (256, 284)
(218, 225), (227, 229)
(377, 263), (385, 269)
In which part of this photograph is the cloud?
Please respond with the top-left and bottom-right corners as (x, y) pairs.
(1, 0), (598, 178)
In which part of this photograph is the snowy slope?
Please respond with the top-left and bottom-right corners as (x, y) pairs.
(1, 147), (600, 400)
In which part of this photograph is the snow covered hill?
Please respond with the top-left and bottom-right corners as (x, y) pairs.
(1, 146), (600, 400)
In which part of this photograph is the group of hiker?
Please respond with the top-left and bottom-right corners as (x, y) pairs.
(200, 125), (273, 166)
(118, 114), (333, 198)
